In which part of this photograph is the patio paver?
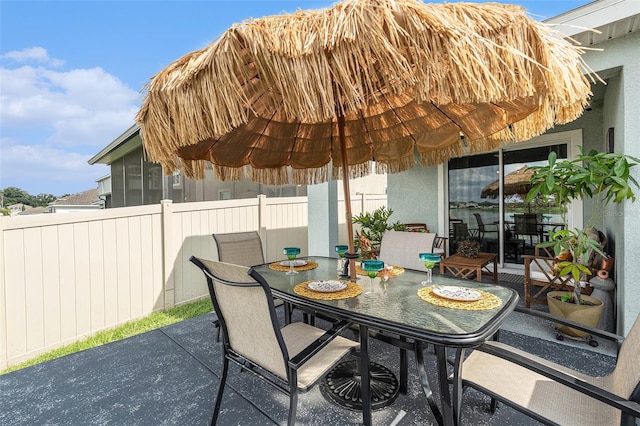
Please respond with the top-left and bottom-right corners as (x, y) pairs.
(1, 285), (617, 425)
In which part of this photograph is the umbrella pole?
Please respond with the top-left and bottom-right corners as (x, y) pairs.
(338, 113), (357, 280)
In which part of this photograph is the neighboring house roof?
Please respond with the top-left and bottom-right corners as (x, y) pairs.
(8, 203), (27, 210)
(88, 124), (142, 165)
(50, 189), (101, 206)
(18, 206), (49, 215)
(7, 203), (28, 216)
(96, 174), (112, 197)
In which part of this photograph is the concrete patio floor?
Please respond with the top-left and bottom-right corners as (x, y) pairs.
(0, 276), (618, 426)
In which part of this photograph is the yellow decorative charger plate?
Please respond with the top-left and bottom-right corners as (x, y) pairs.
(418, 286), (502, 310)
(269, 260), (318, 272)
(294, 280), (363, 300)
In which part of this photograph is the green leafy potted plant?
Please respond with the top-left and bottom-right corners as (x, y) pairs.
(525, 148), (638, 336)
(352, 206), (406, 259)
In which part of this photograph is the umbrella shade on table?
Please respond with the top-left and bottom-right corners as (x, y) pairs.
(136, 0), (595, 276)
(481, 166), (536, 199)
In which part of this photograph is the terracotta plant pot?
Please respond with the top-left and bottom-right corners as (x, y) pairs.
(547, 291), (603, 338)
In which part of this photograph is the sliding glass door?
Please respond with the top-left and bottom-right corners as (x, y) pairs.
(448, 153), (499, 255)
(448, 142), (571, 266)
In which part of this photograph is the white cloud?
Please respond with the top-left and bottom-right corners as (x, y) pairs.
(0, 138), (109, 196)
(0, 47), (139, 195)
(1, 47), (65, 67)
(1, 63), (140, 148)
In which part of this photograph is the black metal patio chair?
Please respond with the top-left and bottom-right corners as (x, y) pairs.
(211, 231), (284, 339)
(459, 308), (640, 425)
(190, 257), (359, 426)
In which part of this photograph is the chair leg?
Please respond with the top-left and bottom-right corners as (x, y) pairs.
(212, 319), (221, 342)
(284, 303), (293, 325)
(288, 372), (298, 426)
(211, 357), (229, 426)
(489, 397), (498, 413)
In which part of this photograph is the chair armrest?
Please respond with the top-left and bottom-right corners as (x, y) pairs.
(521, 254), (556, 264)
(522, 254), (555, 261)
(513, 307), (623, 348)
(522, 254), (558, 277)
(433, 236), (448, 257)
(485, 223), (499, 232)
(534, 245), (556, 257)
(475, 342), (640, 417)
(288, 320), (354, 369)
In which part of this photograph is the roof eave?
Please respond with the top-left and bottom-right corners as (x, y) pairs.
(545, 0), (640, 39)
(89, 124), (142, 165)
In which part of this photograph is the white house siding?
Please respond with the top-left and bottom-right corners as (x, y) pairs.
(387, 31), (640, 334)
(580, 31), (640, 335)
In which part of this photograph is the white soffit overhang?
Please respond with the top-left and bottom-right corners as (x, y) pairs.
(545, 0), (640, 45)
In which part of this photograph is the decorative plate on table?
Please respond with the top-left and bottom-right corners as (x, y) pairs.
(307, 280), (348, 293)
(279, 259), (308, 267)
(432, 286), (482, 302)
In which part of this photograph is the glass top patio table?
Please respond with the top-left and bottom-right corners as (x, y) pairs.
(252, 256), (518, 346)
(251, 257), (519, 426)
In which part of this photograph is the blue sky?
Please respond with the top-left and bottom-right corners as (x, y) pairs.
(0, 0), (590, 197)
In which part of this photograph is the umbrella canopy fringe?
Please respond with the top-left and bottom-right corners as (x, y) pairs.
(554, 101), (590, 125)
(213, 164), (249, 182)
(510, 103), (556, 142)
(210, 163), (333, 186)
(291, 166), (331, 185)
(332, 162), (373, 182)
(418, 143), (466, 166)
(250, 167), (292, 186)
(136, 0), (595, 184)
(375, 156), (416, 174)
(470, 130), (514, 156)
(181, 159), (207, 180)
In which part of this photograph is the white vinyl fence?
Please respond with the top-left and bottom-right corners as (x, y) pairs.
(0, 194), (386, 369)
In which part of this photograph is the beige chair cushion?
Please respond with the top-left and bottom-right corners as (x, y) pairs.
(199, 259), (358, 392)
(213, 231), (265, 266)
(463, 341), (615, 425)
(379, 230), (437, 271)
(213, 232), (284, 307)
(282, 322), (359, 391)
(462, 321), (640, 426)
(607, 314), (640, 402)
(213, 278), (287, 377)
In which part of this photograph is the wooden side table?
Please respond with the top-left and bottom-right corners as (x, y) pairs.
(439, 252), (498, 283)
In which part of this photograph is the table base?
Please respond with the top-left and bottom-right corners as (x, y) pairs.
(320, 360), (399, 411)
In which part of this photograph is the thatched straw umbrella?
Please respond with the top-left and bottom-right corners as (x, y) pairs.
(136, 0), (594, 278)
(481, 165), (536, 199)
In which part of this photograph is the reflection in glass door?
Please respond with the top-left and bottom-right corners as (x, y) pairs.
(448, 144), (568, 265)
(448, 153), (499, 256)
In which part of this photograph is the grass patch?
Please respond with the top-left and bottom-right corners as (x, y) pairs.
(1, 298), (213, 375)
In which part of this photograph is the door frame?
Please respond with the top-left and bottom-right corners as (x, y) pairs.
(441, 129), (584, 271)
